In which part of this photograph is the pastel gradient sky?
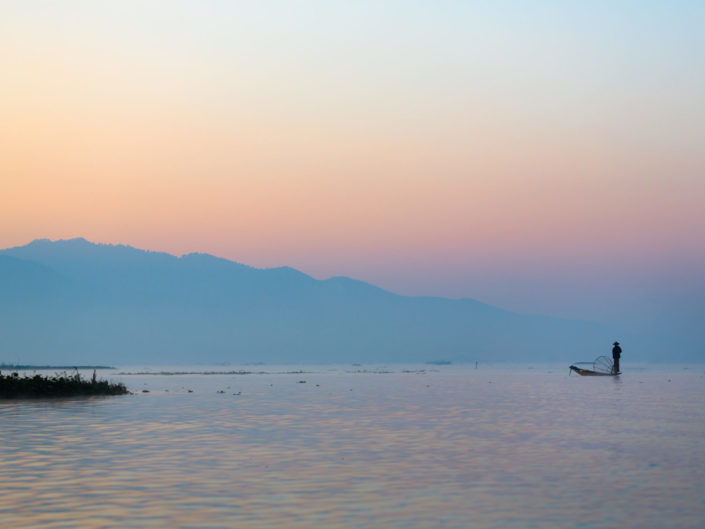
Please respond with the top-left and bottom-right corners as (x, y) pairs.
(2, 2), (704, 344)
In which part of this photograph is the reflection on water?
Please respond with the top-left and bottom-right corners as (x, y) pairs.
(1, 365), (704, 528)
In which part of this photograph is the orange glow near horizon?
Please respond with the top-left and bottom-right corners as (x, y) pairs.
(2, 1), (704, 311)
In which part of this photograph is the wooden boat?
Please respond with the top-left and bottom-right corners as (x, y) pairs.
(569, 355), (620, 376)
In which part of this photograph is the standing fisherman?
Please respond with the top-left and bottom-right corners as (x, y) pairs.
(612, 341), (622, 373)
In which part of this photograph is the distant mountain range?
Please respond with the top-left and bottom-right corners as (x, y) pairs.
(0, 238), (617, 365)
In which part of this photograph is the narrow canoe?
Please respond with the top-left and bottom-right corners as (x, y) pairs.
(569, 365), (620, 376)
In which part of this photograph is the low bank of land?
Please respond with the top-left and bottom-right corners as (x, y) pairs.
(0, 371), (128, 398)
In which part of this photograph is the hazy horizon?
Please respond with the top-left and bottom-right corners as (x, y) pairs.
(2, 6), (704, 526)
(2, 236), (631, 365)
(2, 2), (703, 360)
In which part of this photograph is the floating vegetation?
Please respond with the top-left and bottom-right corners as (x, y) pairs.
(0, 363), (115, 370)
(345, 369), (393, 374)
(0, 370), (128, 399)
(117, 369), (318, 376)
(117, 370), (265, 376)
(116, 367), (436, 377)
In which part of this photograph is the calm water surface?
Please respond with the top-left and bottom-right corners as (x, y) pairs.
(1, 364), (704, 528)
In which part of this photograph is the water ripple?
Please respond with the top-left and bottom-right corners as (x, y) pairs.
(1, 366), (704, 528)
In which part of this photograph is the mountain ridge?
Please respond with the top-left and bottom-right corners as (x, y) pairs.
(0, 238), (618, 365)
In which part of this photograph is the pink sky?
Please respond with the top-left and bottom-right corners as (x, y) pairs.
(2, 2), (704, 327)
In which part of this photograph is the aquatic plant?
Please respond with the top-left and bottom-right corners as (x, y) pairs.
(0, 370), (128, 399)
(0, 363), (115, 370)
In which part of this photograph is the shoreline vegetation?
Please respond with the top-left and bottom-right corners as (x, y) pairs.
(0, 364), (115, 370)
(0, 370), (128, 399)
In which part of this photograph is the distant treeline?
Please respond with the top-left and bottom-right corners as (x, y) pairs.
(0, 371), (128, 398)
(0, 364), (115, 370)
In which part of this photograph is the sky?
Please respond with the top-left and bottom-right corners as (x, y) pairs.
(1, 1), (704, 351)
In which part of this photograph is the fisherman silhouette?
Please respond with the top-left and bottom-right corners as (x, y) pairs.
(612, 341), (622, 373)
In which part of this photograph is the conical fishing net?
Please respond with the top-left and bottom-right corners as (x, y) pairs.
(593, 356), (614, 374)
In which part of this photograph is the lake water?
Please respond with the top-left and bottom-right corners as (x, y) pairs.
(1, 364), (704, 528)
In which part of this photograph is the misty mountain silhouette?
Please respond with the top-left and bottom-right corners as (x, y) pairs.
(0, 238), (616, 365)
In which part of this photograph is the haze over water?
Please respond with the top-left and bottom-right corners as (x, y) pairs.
(2, 2), (704, 527)
(2, 365), (704, 528)
(2, 1), (704, 353)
